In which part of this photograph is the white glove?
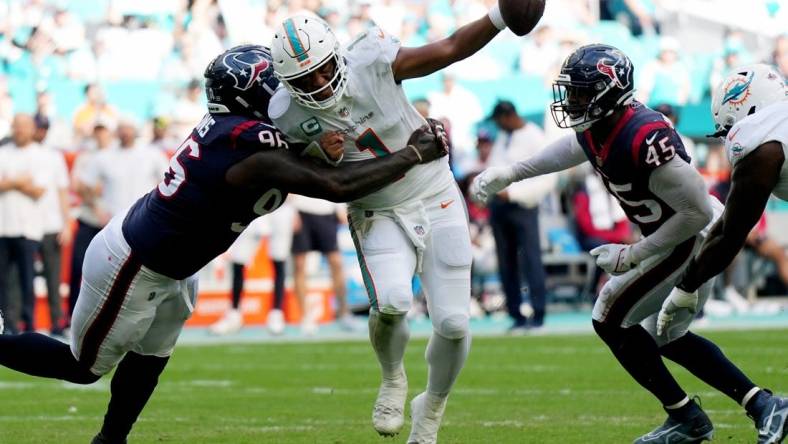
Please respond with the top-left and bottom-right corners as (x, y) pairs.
(470, 166), (516, 204)
(589, 243), (636, 275)
(656, 287), (699, 336)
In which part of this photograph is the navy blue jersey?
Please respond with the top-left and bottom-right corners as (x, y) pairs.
(576, 102), (691, 236)
(122, 113), (290, 280)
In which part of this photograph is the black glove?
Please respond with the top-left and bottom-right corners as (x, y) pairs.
(426, 118), (451, 158)
(406, 125), (441, 164)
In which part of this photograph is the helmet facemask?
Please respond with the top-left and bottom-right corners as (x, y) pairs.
(278, 52), (348, 110)
(551, 75), (634, 132)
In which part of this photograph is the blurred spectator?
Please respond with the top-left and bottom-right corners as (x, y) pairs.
(412, 98), (430, 119)
(602, 0), (658, 36)
(370, 0), (407, 36)
(148, 116), (177, 152)
(73, 84), (118, 141)
(290, 196), (359, 335)
(638, 37), (691, 106)
(710, 38), (748, 96)
(0, 114), (47, 334)
(32, 113), (71, 336)
(0, 79), (14, 141)
(571, 170), (634, 293)
(772, 33), (788, 78)
(519, 26), (561, 78)
(428, 74), (483, 159)
(654, 103), (696, 165)
(488, 101), (556, 332)
(172, 79), (206, 136)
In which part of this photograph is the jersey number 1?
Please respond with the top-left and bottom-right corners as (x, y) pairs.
(356, 128), (391, 157)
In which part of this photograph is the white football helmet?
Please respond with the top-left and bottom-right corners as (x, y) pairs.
(711, 63), (787, 136)
(271, 14), (347, 110)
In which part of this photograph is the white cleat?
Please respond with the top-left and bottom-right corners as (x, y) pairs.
(407, 392), (447, 444)
(372, 369), (408, 436)
(267, 308), (285, 335)
(209, 309), (243, 335)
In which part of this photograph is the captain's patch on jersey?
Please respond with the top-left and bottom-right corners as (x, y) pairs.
(300, 117), (322, 136)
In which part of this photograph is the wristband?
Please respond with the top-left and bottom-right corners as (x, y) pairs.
(408, 144), (423, 163)
(488, 4), (506, 31)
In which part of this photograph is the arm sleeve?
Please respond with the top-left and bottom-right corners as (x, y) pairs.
(509, 134), (587, 181)
(628, 157), (713, 263)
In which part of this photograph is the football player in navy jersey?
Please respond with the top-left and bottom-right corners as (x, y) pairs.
(471, 44), (783, 443)
(0, 45), (448, 444)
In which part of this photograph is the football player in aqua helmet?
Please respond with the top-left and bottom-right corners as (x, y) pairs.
(660, 64), (788, 444)
(550, 43), (636, 132)
(270, 16), (347, 110)
(472, 46), (787, 444)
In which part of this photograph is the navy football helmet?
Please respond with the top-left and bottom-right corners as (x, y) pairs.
(550, 44), (635, 132)
(204, 44), (280, 121)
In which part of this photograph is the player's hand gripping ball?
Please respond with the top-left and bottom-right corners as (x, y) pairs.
(427, 118), (451, 157)
(499, 0), (546, 36)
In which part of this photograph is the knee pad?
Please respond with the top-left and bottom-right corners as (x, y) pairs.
(378, 285), (412, 315)
(435, 313), (469, 340)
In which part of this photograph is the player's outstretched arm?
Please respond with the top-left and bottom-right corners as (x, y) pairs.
(470, 134), (586, 203)
(677, 142), (784, 292)
(392, 10), (502, 82)
(227, 126), (444, 202)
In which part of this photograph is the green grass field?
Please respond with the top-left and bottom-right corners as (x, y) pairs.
(0, 329), (785, 443)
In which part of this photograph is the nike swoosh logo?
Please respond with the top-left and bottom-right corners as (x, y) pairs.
(440, 199), (454, 209)
(728, 127), (741, 141)
(642, 424), (682, 440)
(377, 29), (385, 38)
(646, 133), (658, 146)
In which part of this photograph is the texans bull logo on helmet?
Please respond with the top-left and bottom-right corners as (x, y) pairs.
(222, 49), (273, 92)
(596, 52), (631, 89)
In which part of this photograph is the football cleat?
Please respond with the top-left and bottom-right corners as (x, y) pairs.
(209, 309), (243, 335)
(749, 391), (788, 444)
(266, 308), (285, 336)
(407, 392), (447, 444)
(372, 368), (408, 436)
(634, 408), (713, 444)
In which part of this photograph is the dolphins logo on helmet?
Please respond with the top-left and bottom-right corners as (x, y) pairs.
(223, 49), (273, 92)
(721, 72), (753, 106)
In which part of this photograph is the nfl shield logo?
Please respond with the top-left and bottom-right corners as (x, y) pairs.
(414, 225), (425, 236)
(338, 107), (350, 118)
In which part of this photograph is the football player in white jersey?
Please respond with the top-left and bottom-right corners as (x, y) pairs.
(268, 8), (510, 443)
(658, 64), (787, 444)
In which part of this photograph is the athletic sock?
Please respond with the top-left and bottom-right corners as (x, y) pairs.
(99, 352), (169, 442)
(425, 331), (470, 398)
(272, 260), (285, 310)
(665, 397), (703, 422)
(660, 332), (757, 405)
(593, 321), (687, 406)
(0, 332), (98, 384)
(368, 310), (409, 380)
(231, 262), (244, 309)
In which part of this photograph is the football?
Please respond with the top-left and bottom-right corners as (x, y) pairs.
(499, 0), (546, 36)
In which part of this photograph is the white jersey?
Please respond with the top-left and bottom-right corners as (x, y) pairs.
(725, 100), (788, 201)
(270, 27), (455, 210)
